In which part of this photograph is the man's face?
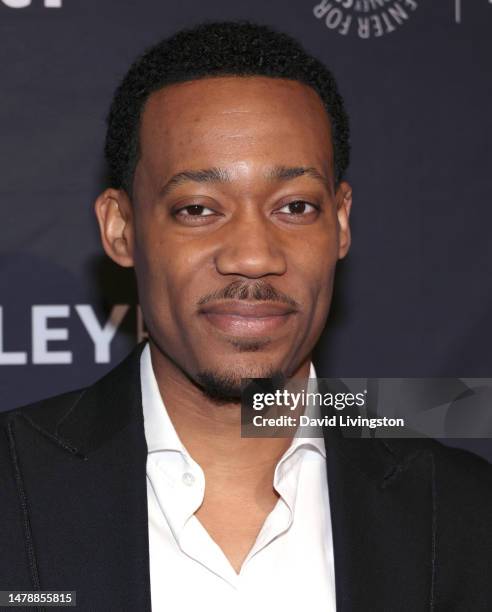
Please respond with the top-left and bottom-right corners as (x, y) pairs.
(98, 76), (351, 395)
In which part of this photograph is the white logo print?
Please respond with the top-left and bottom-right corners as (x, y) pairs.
(312, 0), (492, 37)
(0, 0), (62, 7)
(312, 0), (419, 39)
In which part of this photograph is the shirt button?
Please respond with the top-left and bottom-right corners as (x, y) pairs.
(182, 472), (195, 486)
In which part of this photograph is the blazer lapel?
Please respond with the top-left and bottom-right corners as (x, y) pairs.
(16, 342), (151, 611)
(321, 385), (436, 612)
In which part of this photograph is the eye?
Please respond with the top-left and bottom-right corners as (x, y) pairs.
(175, 204), (215, 217)
(172, 203), (220, 225)
(275, 200), (320, 218)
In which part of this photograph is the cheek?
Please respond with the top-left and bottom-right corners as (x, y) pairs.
(287, 230), (339, 333)
(134, 232), (210, 324)
(134, 211), (181, 288)
(131, 229), (177, 330)
(290, 227), (339, 288)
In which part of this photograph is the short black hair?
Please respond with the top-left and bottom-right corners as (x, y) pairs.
(105, 20), (350, 196)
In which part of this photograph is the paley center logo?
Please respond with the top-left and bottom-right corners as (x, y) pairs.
(313, 0), (492, 38)
(312, 0), (419, 39)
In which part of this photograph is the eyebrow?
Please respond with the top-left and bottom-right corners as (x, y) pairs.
(266, 165), (332, 191)
(158, 164), (332, 198)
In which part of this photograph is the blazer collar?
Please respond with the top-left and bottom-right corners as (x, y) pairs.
(22, 340), (148, 459)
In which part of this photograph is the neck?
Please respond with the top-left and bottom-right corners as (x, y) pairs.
(147, 339), (312, 478)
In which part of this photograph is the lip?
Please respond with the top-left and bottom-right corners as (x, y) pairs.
(199, 301), (297, 336)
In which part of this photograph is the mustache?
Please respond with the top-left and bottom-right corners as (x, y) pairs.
(197, 280), (300, 309)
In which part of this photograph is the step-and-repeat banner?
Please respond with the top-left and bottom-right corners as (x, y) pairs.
(1, 1), (491, 460)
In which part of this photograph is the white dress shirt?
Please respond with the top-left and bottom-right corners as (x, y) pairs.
(140, 342), (336, 611)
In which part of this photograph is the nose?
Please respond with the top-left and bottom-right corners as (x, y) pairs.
(214, 212), (287, 278)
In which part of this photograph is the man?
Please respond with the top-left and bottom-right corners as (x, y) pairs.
(1, 20), (491, 612)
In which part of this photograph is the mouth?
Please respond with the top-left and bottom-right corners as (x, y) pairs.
(198, 301), (298, 336)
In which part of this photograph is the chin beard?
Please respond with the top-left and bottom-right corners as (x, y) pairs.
(195, 366), (284, 403)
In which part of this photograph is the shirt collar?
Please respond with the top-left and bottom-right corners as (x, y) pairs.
(141, 342), (325, 459)
(281, 361), (326, 460)
(141, 342), (185, 454)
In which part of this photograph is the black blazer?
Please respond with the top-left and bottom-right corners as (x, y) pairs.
(1, 342), (491, 611)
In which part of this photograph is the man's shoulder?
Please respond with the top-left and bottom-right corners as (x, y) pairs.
(1, 387), (87, 431)
(385, 434), (491, 471)
(1, 342), (146, 432)
(383, 435), (492, 502)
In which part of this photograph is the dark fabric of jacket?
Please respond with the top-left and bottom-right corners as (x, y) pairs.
(1, 342), (491, 611)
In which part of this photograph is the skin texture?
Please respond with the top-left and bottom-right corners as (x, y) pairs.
(95, 76), (352, 572)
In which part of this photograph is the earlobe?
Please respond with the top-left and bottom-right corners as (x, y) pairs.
(94, 188), (135, 268)
(336, 181), (352, 260)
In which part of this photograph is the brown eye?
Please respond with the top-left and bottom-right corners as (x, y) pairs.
(172, 202), (220, 226)
(175, 204), (215, 217)
(182, 205), (210, 216)
(289, 201), (307, 214)
(278, 201), (317, 215)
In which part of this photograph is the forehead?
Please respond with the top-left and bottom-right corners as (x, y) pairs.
(137, 76), (334, 183)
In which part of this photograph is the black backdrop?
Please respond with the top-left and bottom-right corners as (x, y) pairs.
(1, 0), (491, 460)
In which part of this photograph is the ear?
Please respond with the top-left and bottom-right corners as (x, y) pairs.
(94, 188), (135, 268)
(335, 181), (352, 260)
